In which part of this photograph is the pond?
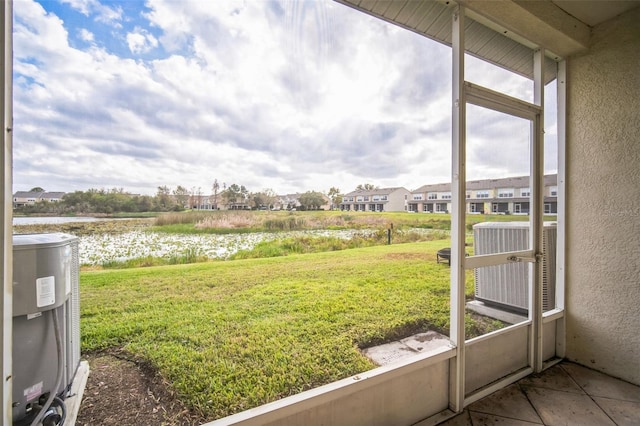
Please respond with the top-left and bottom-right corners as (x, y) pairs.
(13, 217), (441, 266)
(78, 229), (375, 266)
(13, 216), (103, 225)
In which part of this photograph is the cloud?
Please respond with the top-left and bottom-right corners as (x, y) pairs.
(60, 0), (123, 26)
(59, 0), (94, 16)
(126, 27), (158, 54)
(13, 0), (553, 197)
(78, 28), (94, 42)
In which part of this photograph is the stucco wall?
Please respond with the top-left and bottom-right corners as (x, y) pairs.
(566, 7), (640, 385)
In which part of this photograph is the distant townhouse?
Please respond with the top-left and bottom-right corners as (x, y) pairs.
(409, 174), (558, 215)
(340, 187), (411, 212)
(13, 191), (66, 208)
(40, 192), (66, 203)
(274, 194), (302, 211)
(409, 182), (451, 213)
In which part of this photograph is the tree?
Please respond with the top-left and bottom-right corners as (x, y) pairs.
(156, 186), (172, 210)
(29, 187), (45, 193)
(15, 187), (186, 214)
(223, 184), (240, 206)
(327, 187), (342, 210)
(356, 183), (377, 191)
(250, 188), (277, 210)
(251, 192), (266, 210)
(173, 186), (190, 208)
(222, 184), (249, 209)
(262, 188), (277, 210)
(210, 179), (220, 210)
(195, 187), (203, 209)
(136, 195), (153, 212)
(298, 191), (326, 210)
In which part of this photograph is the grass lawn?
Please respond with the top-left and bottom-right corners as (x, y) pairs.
(81, 240), (483, 420)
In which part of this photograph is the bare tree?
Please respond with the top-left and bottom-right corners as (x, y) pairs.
(211, 179), (220, 210)
(196, 187), (204, 210)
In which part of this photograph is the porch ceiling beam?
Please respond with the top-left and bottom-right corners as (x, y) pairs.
(458, 0), (590, 58)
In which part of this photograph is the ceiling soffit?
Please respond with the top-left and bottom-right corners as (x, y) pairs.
(335, 0), (593, 83)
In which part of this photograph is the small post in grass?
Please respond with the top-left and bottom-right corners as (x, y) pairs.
(387, 223), (393, 245)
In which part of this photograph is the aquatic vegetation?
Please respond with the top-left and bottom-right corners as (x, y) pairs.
(77, 229), (384, 267)
(13, 212), (453, 268)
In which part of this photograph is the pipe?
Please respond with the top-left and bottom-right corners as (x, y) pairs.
(29, 310), (64, 426)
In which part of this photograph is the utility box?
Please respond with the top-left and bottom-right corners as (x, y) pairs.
(12, 233), (80, 424)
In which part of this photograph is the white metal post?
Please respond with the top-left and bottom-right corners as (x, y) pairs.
(530, 49), (544, 373)
(1, 0), (12, 422)
(449, 4), (466, 413)
(555, 59), (567, 358)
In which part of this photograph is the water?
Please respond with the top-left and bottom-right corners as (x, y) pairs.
(12, 217), (387, 265)
(13, 216), (102, 225)
(78, 229), (374, 266)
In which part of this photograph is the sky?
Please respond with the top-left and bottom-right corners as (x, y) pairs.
(12, 0), (557, 197)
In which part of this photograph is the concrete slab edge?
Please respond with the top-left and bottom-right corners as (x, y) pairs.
(63, 360), (90, 426)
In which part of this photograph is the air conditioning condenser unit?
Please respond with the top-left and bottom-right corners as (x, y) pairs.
(12, 233), (81, 425)
(473, 222), (557, 314)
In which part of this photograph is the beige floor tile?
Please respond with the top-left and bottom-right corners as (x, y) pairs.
(468, 384), (542, 424)
(593, 396), (640, 426)
(437, 410), (473, 426)
(561, 362), (640, 402)
(523, 385), (616, 425)
(518, 364), (584, 394)
(469, 411), (546, 425)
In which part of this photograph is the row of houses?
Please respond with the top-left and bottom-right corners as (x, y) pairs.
(13, 174), (559, 214)
(189, 193), (332, 211)
(340, 174), (558, 215)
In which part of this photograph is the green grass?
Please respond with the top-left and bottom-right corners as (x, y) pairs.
(81, 241), (488, 420)
(79, 211), (537, 418)
(229, 229), (449, 260)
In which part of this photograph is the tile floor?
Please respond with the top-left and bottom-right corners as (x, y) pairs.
(439, 362), (640, 426)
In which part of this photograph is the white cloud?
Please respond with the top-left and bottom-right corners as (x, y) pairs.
(59, 0), (93, 16)
(78, 28), (94, 42)
(60, 0), (123, 27)
(13, 0), (551, 197)
(126, 27), (158, 54)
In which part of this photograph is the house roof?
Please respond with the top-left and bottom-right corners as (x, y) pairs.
(344, 187), (409, 197)
(13, 191), (66, 200)
(13, 191), (44, 198)
(412, 174), (557, 194)
(412, 183), (450, 193)
(40, 192), (66, 199)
